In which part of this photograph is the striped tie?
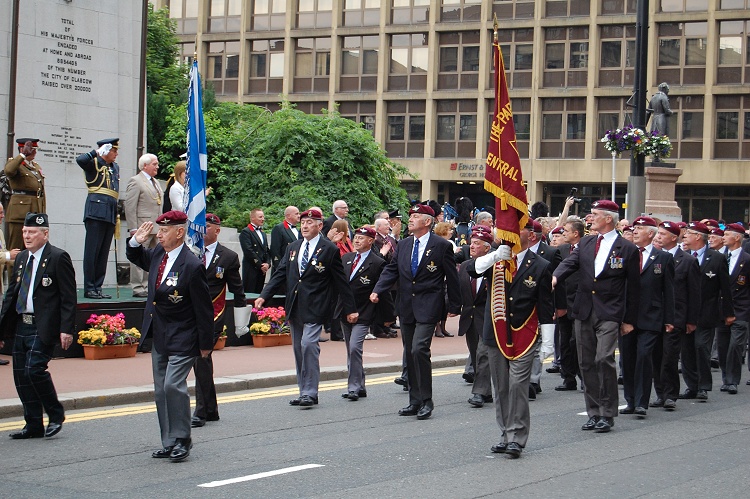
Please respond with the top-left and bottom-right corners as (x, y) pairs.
(16, 255), (34, 314)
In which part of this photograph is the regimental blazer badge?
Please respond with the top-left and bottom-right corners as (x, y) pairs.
(426, 261), (437, 272)
(738, 275), (746, 285)
(523, 276), (536, 288)
(41, 275), (52, 287)
(314, 262), (326, 273)
(705, 271), (716, 279)
(359, 275), (370, 285)
(168, 290), (183, 303)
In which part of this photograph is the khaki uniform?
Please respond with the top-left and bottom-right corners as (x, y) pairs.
(4, 155), (46, 250)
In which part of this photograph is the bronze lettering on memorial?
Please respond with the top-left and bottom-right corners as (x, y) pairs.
(38, 127), (90, 165)
(38, 18), (95, 93)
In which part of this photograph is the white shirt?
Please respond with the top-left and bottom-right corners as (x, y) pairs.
(252, 224), (265, 245)
(169, 181), (185, 212)
(286, 221), (299, 239)
(528, 240), (541, 254)
(413, 232), (431, 266)
(729, 247), (742, 275)
(594, 229), (619, 277)
(20, 244), (46, 314)
(299, 234), (321, 274)
(128, 238), (184, 285)
(515, 248), (529, 269)
(350, 249), (370, 279)
(639, 244), (653, 271)
(204, 241), (218, 269)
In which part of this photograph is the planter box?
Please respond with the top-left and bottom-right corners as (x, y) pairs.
(252, 333), (292, 348)
(214, 336), (227, 350)
(82, 344), (138, 360)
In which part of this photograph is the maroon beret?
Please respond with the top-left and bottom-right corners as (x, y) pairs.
(155, 210), (188, 225)
(710, 227), (724, 236)
(622, 225), (634, 232)
(633, 216), (658, 228)
(724, 223), (745, 235)
(524, 219), (543, 233)
(676, 221), (687, 229)
(591, 199), (619, 213)
(659, 221), (681, 236)
(354, 226), (376, 238)
(701, 218), (719, 229)
(205, 213), (221, 225)
(409, 204), (435, 217)
(550, 226), (564, 235)
(471, 226), (494, 244)
(688, 221), (709, 234)
(300, 208), (323, 220)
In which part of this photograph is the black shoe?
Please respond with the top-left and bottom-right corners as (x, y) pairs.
(546, 365), (561, 374)
(528, 386), (536, 400)
(206, 414), (220, 422)
(341, 389), (367, 399)
(191, 418), (206, 428)
(747, 380), (750, 385)
(84, 291), (102, 299)
(45, 421), (63, 437)
(710, 359), (720, 369)
(491, 442), (507, 453)
(462, 372), (475, 384)
(152, 446), (174, 458)
(299, 395), (317, 408)
(696, 389), (708, 401)
(468, 394), (485, 408)
(9, 427), (44, 439)
(634, 407), (647, 417)
(169, 438), (192, 462)
(398, 404), (420, 416)
(99, 292), (112, 299)
(650, 398), (664, 408)
(720, 384), (729, 392)
(594, 417), (614, 433)
(319, 336), (329, 342)
(505, 442), (522, 459)
(442, 331), (454, 337)
(727, 384), (738, 394)
(417, 403), (433, 420)
(0, 359), (9, 365)
(663, 399), (676, 410)
(678, 390), (697, 399)
(132, 291), (148, 298)
(531, 383), (542, 394)
(619, 406), (635, 414)
(343, 391), (359, 401)
(331, 337), (345, 342)
(617, 376), (623, 385)
(555, 382), (577, 391)
(581, 416), (600, 431)
(394, 377), (408, 387)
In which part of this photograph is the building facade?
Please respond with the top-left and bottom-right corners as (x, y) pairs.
(156, 0), (750, 222)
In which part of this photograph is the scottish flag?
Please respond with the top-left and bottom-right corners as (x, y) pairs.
(185, 59), (207, 254)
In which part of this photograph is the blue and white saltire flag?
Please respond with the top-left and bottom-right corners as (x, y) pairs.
(185, 59), (208, 255)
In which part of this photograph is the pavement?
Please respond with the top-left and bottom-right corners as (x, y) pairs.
(0, 317), (470, 419)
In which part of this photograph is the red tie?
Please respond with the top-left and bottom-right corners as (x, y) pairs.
(350, 253), (361, 276)
(693, 251), (698, 258)
(595, 235), (604, 256)
(639, 247), (646, 272)
(201, 252), (207, 267)
(155, 253), (168, 286)
(470, 277), (477, 298)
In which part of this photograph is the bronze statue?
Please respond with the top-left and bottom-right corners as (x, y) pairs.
(647, 82), (673, 136)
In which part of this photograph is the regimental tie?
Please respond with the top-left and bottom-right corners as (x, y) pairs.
(15, 255), (34, 314)
(639, 247), (646, 273)
(301, 242), (309, 272)
(411, 238), (420, 277)
(150, 177), (161, 206)
(350, 253), (361, 278)
(155, 253), (168, 287)
(595, 235), (604, 256)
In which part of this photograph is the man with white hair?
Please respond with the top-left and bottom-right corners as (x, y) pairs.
(323, 200), (352, 239)
(76, 138), (121, 299)
(125, 153), (164, 298)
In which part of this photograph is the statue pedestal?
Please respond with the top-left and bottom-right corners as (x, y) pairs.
(645, 165), (683, 221)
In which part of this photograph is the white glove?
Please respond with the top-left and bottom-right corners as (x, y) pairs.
(233, 305), (252, 338)
(235, 325), (249, 338)
(96, 143), (113, 157)
(474, 244), (513, 274)
(539, 324), (555, 359)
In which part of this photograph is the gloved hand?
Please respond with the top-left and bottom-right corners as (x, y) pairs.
(539, 324), (555, 359)
(474, 245), (513, 274)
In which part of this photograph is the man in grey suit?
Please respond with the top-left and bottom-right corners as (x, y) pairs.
(125, 154), (164, 298)
(127, 211), (213, 462)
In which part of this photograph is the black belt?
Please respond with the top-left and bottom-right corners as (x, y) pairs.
(12, 190), (43, 198)
(21, 314), (35, 325)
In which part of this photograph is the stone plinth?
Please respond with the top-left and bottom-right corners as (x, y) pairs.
(645, 165), (683, 221)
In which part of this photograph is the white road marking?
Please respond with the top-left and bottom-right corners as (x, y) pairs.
(198, 464), (325, 488)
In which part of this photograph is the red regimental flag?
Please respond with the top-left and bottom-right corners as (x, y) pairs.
(485, 38), (532, 358)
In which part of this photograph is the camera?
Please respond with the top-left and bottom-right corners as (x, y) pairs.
(569, 187), (582, 204)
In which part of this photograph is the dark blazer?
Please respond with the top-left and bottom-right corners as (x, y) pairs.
(337, 250), (388, 324)
(457, 259), (488, 337)
(741, 238), (750, 255)
(560, 243), (582, 310)
(260, 236), (357, 323)
(126, 243), (214, 356)
(270, 222), (300, 272)
(635, 247), (675, 331)
(728, 249), (750, 322)
(207, 243), (246, 335)
(76, 150), (119, 225)
(535, 241), (564, 308)
(694, 247), (734, 327)
(467, 250), (554, 346)
(672, 248), (701, 329)
(0, 244), (77, 345)
(373, 233), (461, 324)
(554, 232), (640, 325)
(323, 215), (352, 240)
(239, 225), (271, 292)
(372, 233), (398, 264)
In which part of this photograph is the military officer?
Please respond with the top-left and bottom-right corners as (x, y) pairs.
(4, 138), (46, 250)
(239, 209), (271, 294)
(76, 138), (120, 299)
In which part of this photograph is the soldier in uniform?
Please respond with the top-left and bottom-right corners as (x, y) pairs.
(76, 138), (120, 299)
(191, 214), (246, 427)
(4, 138), (46, 250)
(239, 209), (271, 294)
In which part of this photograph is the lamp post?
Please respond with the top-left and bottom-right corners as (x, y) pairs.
(626, 0), (649, 220)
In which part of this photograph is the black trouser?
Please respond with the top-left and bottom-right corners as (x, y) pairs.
(401, 322), (435, 407)
(13, 322), (65, 431)
(621, 328), (660, 409)
(681, 325), (714, 391)
(557, 313), (578, 384)
(83, 218), (114, 292)
(192, 352), (218, 421)
(653, 327), (683, 402)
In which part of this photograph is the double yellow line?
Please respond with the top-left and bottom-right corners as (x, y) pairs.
(0, 369), (465, 431)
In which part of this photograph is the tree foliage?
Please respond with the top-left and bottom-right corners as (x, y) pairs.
(160, 101), (412, 229)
